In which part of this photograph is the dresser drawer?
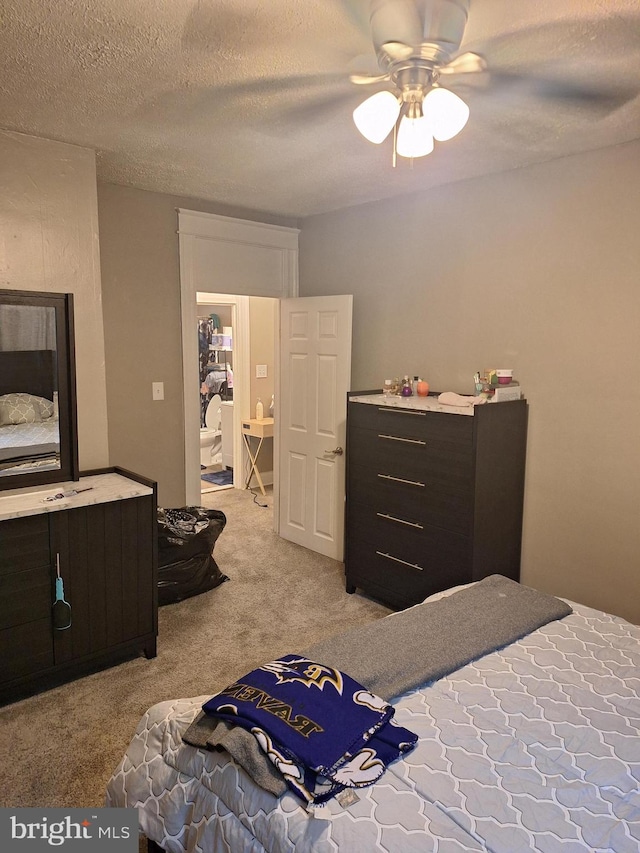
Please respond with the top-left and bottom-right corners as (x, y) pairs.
(0, 566), (52, 630)
(0, 514), (50, 575)
(348, 462), (473, 535)
(0, 619), (54, 681)
(349, 425), (474, 488)
(348, 401), (474, 444)
(346, 525), (472, 607)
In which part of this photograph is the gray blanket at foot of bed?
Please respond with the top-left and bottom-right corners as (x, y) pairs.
(183, 574), (573, 796)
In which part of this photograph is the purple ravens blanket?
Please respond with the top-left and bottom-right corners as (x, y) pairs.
(201, 654), (417, 805)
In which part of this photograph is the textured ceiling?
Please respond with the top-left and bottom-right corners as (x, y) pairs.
(1, 0), (639, 218)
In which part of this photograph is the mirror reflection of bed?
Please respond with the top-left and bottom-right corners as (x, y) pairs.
(0, 348), (61, 478)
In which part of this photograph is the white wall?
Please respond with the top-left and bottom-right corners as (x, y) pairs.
(0, 130), (109, 470)
(299, 140), (640, 624)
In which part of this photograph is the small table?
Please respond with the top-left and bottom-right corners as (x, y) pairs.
(241, 417), (274, 496)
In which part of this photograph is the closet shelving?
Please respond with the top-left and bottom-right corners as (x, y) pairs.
(198, 319), (233, 426)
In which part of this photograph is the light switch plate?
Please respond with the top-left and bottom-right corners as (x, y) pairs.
(256, 364), (268, 378)
(152, 381), (164, 400)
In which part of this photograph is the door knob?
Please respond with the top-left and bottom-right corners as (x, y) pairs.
(326, 447), (343, 456)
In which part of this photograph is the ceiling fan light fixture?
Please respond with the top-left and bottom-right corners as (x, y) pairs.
(353, 90), (401, 144)
(424, 87), (470, 141)
(396, 114), (434, 159)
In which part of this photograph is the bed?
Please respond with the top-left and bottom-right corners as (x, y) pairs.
(105, 576), (640, 852)
(0, 350), (59, 473)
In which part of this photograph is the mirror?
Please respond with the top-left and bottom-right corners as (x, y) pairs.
(0, 289), (79, 492)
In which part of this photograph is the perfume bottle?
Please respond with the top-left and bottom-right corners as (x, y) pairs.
(401, 376), (413, 397)
(416, 378), (430, 396)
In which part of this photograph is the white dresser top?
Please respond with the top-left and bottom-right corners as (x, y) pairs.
(0, 472), (153, 522)
(350, 393), (477, 416)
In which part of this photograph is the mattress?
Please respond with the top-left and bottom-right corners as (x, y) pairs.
(0, 420), (59, 466)
(105, 591), (640, 853)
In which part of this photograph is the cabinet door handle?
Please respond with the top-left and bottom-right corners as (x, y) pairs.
(377, 408), (426, 417)
(378, 473), (425, 488)
(378, 434), (426, 446)
(375, 551), (424, 572)
(376, 512), (423, 529)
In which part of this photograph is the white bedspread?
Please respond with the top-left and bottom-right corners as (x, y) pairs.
(0, 420), (59, 464)
(106, 599), (640, 853)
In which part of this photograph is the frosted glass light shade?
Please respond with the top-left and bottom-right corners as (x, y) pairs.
(424, 87), (469, 141)
(396, 115), (434, 158)
(353, 91), (401, 144)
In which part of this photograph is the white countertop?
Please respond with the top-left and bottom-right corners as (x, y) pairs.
(350, 393), (477, 416)
(0, 472), (153, 521)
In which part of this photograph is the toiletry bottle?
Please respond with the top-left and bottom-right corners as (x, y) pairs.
(416, 378), (430, 397)
(256, 397), (264, 420)
(268, 394), (274, 418)
(401, 376), (413, 397)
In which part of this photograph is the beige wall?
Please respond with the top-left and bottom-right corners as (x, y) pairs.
(298, 140), (640, 624)
(0, 130), (109, 470)
(97, 182), (295, 506)
(249, 296), (276, 415)
(249, 296), (276, 475)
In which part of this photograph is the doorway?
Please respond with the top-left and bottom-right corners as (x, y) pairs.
(197, 298), (234, 495)
(178, 208), (299, 522)
(196, 292), (277, 503)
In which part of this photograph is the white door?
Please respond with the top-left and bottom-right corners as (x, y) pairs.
(278, 295), (353, 560)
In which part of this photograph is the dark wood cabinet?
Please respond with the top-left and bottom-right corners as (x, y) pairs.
(0, 469), (157, 705)
(345, 395), (528, 609)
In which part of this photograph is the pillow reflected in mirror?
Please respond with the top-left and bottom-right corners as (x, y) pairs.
(0, 392), (54, 425)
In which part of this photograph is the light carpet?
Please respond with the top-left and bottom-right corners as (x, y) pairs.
(0, 486), (389, 818)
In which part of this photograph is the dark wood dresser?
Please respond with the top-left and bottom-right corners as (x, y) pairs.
(0, 467), (157, 705)
(345, 393), (528, 609)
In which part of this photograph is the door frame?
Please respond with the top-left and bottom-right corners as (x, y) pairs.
(178, 210), (299, 518)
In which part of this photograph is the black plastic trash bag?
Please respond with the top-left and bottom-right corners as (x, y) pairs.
(157, 506), (229, 606)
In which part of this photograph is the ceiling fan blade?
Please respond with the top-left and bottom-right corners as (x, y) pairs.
(272, 89), (367, 128)
(180, 2), (266, 53)
(381, 41), (415, 61)
(136, 72), (354, 128)
(347, 50), (390, 84)
(490, 70), (637, 111)
(439, 51), (487, 75)
(456, 14), (640, 118)
(349, 72), (392, 85)
(469, 14), (640, 70)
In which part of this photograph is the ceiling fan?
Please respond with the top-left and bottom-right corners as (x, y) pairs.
(348, 0), (484, 161)
(172, 0), (639, 164)
(344, 0), (637, 164)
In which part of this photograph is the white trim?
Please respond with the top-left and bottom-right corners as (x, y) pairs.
(178, 209), (300, 247)
(178, 210), (299, 521)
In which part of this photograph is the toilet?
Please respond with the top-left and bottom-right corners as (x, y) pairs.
(200, 394), (223, 467)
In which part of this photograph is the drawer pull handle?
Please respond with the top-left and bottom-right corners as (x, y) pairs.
(376, 551), (424, 572)
(376, 512), (423, 529)
(378, 433), (426, 446)
(378, 473), (425, 488)
(377, 407), (426, 417)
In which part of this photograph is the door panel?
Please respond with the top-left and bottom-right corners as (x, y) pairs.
(279, 296), (352, 559)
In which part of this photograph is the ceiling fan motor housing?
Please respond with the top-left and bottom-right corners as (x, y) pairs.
(371, 0), (470, 59)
